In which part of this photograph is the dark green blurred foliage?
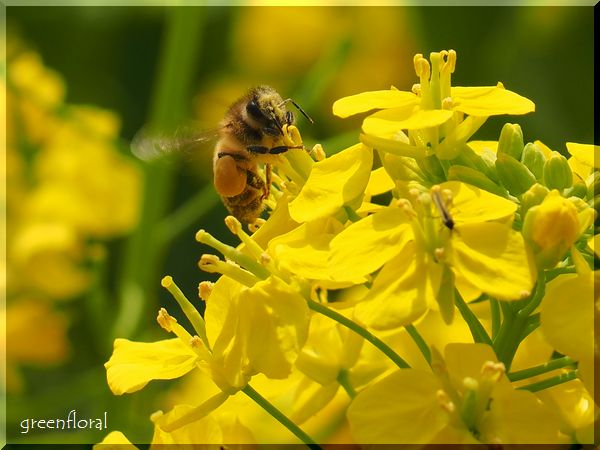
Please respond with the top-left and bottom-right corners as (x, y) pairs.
(5, 5), (594, 445)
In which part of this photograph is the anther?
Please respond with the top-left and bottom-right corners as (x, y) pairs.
(198, 281), (213, 302)
(462, 376), (479, 391)
(225, 215), (243, 235)
(157, 307), (176, 332)
(436, 389), (456, 413)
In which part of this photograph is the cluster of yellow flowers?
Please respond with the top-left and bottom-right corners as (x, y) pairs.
(99, 50), (597, 446)
(4, 43), (141, 390)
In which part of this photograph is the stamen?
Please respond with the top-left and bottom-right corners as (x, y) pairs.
(462, 376), (479, 391)
(411, 83), (421, 96)
(198, 254), (261, 287)
(436, 389), (456, 413)
(310, 143), (326, 161)
(481, 361), (506, 382)
(157, 307), (176, 332)
(248, 218), (266, 234)
(198, 281), (213, 302)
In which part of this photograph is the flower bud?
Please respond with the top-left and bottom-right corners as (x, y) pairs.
(543, 152), (573, 190)
(497, 123), (524, 160)
(520, 183), (549, 218)
(520, 142), (546, 181)
(495, 153), (536, 196)
(522, 190), (580, 269)
(447, 165), (508, 198)
(564, 177), (588, 199)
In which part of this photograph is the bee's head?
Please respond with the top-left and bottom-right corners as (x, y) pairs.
(245, 86), (288, 133)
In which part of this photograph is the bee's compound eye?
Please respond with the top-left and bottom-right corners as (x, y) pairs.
(246, 100), (265, 120)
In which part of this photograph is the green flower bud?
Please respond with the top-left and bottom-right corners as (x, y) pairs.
(420, 154), (446, 183)
(564, 177), (588, 199)
(521, 183), (549, 218)
(447, 165), (508, 198)
(495, 153), (536, 196)
(543, 152), (573, 190)
(588, 170), (600, 201)
(497, 123), (524, 160)
(452, 144), (499, 182)
(520, 142), (546, 181)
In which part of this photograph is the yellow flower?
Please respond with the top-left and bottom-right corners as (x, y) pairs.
(347, 343), (562, 444)
(565, 142), (599, 179)
(540, 271), (595, 395)
(333, 50), (534, 160)
(522, 190), (594, 269)
(326, 182), (534, 329)
(105, 274), (309, 433)
(4, 299), (70, 392)
(288, 143), (372, 223)
(535, 378), (597, 445)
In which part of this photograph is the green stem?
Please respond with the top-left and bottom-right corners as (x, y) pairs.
(454, 290), (492, 345)
(496, 272), (545, 370)
(508, 356), (576, 382)
(337, 370), (356, 399)
(517, 370), (578, 392)
(242, 385), (322, 449)
(405, 324), (431, 365)
(114, 8), (205, 339)
(307, 299), (410, 370)
(489, 298), (501, 340)
(155, 184), (219, 247)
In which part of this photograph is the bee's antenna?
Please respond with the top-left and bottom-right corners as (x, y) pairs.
(280, 99), (314, 124)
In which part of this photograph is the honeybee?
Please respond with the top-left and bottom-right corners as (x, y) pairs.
(131, 85), (313, 223)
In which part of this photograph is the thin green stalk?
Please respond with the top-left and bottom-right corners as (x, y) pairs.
(242, 384), (322, 450)
(405, 324), (431, 365)
(520, 313), (540, 341)
(454, 290), (492, 345)
(337, 370), (356, 399)
(497, 272), (545, 370)
(307, 299), (410, 370)
(517, 370), (578, 393)
(155, 184), (219, 247)
(114, 8), (205, 339)
(508, 356), (576, 382)
(489, 298), (501, 340)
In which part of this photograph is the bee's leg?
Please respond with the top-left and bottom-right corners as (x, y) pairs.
(262, 127), (281, 137)
(246, 145), (304, 155)
(263, 164), (271, 200)
(285, 111), (294, 125)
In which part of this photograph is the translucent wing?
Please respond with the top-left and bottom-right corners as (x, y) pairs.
(131, 123), (219, 161)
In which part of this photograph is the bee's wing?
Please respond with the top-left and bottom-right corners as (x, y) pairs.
(131, 123), (219, 161)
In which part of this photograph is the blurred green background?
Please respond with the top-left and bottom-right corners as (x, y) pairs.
(3, 5), (594, 446)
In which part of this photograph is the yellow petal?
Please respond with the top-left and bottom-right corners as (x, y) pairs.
(451, 85), (535, 116)
(566, 142), (600, 169)
(332, 89), (418, 118)
(365, 167), (395, 196)
(354, 244), (436, 329)
(268, 217), (364, 286)
(151, 404), (224, 444)
(467, 140), (498, 156)
(536, 379), (596, 443)
(105, 338), (198, 395)
(363, 106), (453, 137)
(442, 181), (516, 224)
(94, 431), (138, 449)
(289, 143), (373, 222)
(328, 207), (412, 281)
(479, 389), (563, 444)
(239, 276), (310, 378)
(348, 369), (446, 444)
(451, 222), (536, 301)
(540, 272), (594, 364)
